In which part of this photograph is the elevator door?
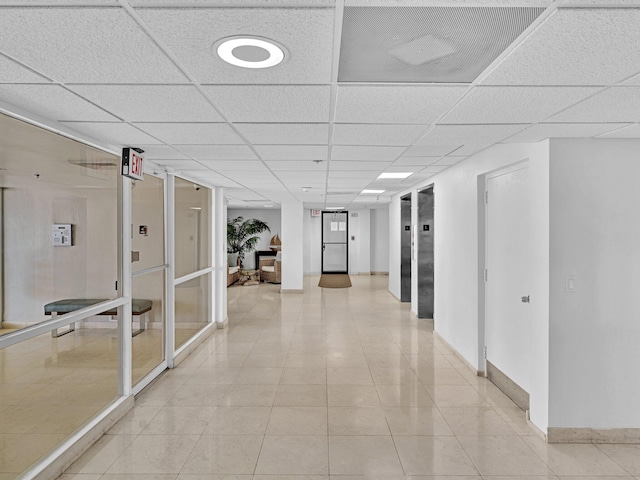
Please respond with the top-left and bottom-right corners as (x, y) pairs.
(485, 163), (532, 399)
(418, 187), (434, 318)
(322, 211), (348, 273)
(400, 194), (412, 302)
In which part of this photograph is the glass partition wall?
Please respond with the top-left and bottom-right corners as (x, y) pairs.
(173, 177), (213, 350)
(0, 114), (122, 477)
(0, 113), (219, 479)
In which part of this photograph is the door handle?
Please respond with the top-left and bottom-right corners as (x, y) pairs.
(521, 295), (530, 303)
(322, 244), (326, 252)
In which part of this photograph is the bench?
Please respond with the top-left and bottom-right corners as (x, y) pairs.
(44, 298), (153, 338)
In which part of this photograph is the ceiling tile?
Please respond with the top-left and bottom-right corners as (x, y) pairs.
(452, 144), (489, 155)
(135, 123), (244, 144)
(331, 146), (405, 161)
(175, 145), (257, 160)
(547, 87), (640, 123)
(138, 8), (334, 84)
(441, 86), (600, 124)
(481, 9), (640, 86)
(236, 123), (329, 145)
(266, 160), (328, 171)
(0, 54), (50, 83)
(0, 7), (186, 83)
(153, 159), (207, 170)
(417, 124), (527, 145)
(335, 85), (468, 124)
(622, 72), (640, 85)
(133, 145), (188, 160)
(503, 123), (630, 142)
(199, 160), (268, 172)
(60, 122), (161, 146)
(203, 86), (330, 122)
(333, 124), (428, 145)
(0, 84), (117, 121)
(393, 156), (439, 166)
(598, 124), (640, 138)
(255, 145), (328, 161)
(432, 156), (465, 166)
(330, 161), (391, 171)
(404, 145), (459, 156)
(329, 170), (378, 180)
(70, 85), (223, 122)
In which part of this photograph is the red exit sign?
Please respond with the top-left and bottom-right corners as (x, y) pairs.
(122, 148), (145, 181)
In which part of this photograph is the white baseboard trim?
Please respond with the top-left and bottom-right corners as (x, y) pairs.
(434, 331), (483, 376)
(217, 317), (228, 329)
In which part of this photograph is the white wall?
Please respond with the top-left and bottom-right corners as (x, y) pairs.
(371, 207), (389, 273)
(3, 185), (117, 325)
(281, 201), (304, 291)
(303, 210), (322, 274)
(303, 208), (386, 275)
(548, 139), (640, 429)
(227, 208), (281, 269)
(390, 141), (551, 431)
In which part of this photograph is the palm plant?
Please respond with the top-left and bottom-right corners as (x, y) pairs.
(227, 216), (270, 266)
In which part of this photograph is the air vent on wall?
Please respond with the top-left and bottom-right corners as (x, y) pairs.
(338, 6), (545, 83)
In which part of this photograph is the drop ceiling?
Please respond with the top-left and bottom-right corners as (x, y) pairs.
(0, 0), (639, 210)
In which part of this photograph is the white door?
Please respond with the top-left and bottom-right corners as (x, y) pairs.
(485, 163), (531, 393)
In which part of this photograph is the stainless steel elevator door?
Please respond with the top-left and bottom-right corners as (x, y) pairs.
(418, 187), (434, 318)
(400, 194), (412, 302)
(322, 211), (348, 273)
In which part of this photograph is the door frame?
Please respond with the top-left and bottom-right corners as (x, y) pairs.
(321, 210), (349, 274)
(417, 184), (434, 319)
(478, 158), (529, 374)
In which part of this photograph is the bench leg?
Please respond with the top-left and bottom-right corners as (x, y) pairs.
(132, 312), (147, 337)
(51, 312), (76, 337)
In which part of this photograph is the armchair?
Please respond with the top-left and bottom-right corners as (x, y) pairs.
(260, 252), (281, 284)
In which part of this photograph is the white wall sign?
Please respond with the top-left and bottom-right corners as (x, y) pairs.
(122, 148), (145, 181)
(52, 224), (72, 246)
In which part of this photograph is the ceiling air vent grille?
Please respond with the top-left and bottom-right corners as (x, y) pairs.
(338, 6), (545, 83)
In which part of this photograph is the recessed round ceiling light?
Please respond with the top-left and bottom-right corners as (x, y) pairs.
(215, 36), (287, 69)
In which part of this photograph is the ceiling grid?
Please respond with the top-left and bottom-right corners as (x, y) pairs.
(0, 0), (639, 208)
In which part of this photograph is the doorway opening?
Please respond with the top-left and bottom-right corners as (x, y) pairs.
(400, 194), (412, 303)
(321, 211), (348, 274)
(417, 186), (434, 318)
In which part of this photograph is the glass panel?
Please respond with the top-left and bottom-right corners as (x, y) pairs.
(0, 328), (118, 475)
(0, 113), (118, 334)
(323, 212), (348, 243)
(132, 174), (165, 272)
(323, 243), (347, 272)
(175, 272), (211, 349)
(132, 269), (165, 385)
(174, 178), (211, 279)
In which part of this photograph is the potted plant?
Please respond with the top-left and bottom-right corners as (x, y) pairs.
(227, 216), (270, 267)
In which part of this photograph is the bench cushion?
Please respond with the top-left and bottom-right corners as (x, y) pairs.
(44, 299), (152, 316)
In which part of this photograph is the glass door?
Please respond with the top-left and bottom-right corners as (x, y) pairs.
(131, 173), (167, 387)
(322, 211), (348, 273)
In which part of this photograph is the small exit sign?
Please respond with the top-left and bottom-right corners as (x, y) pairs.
(122, 148), (145, 181)
(311, 209), (321, 217)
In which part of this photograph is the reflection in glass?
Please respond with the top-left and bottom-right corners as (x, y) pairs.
(132, 174), (165, 273)
(132, 269), (165, 385)
(0, 113), (118, 334)
(175, 272), (211, 349)
(174, 178), (211, 279)
(0, 328), (118, 475)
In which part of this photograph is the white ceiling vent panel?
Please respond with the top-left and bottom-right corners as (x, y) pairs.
(338, 6), (545, 83)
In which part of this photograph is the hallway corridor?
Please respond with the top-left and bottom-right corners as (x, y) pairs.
(62, 276), (640, 479)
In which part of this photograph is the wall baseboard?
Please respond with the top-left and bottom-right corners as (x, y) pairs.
(434, 331), (483, 376)
(173, 322), (217, 367)
(548, 427), (640, 444)
(280, 289), (304, 294)
(486, 360), (530, 411)
(371, 271), (389, 275)
(216, 318), (228, 329)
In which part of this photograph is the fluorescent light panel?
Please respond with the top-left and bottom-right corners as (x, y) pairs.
(361, 189), (385, 194)
(378, 172), (413, 179)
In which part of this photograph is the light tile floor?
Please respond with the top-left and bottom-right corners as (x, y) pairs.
(62, 275), (640, 480)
